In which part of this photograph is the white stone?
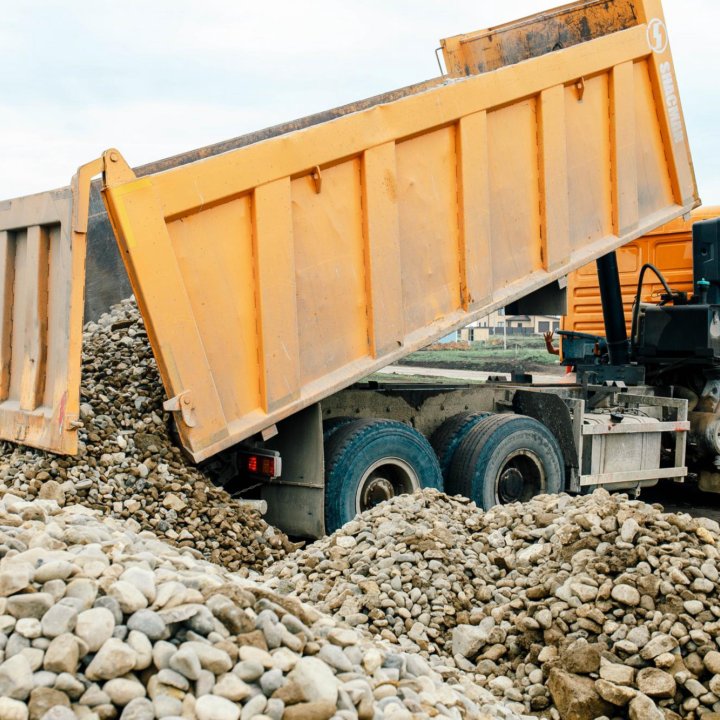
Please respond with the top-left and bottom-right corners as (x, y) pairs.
(109, 581), (148, 614)
(611, 584), (640, 606)
(0, 567), (32, 597)
(213, 672), (252, 701)
(620, 518), (641, 543)
(195, 695), (240, 720)
(104, 677), (147, 705)
(85, 638), (137, 681)
(15, 618), (42, 639)
(451, 619), (494, 659)
(33, 560), (76, 583)
(286, 656), (339, 705)
(0, 697), (28, 720)
(75, 607), (116, 652)
(119, 567), (156, 603)
(0, 654), (33, 700)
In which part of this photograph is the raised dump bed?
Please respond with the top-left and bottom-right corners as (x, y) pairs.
(0, 0), (699, 536)
(96, 0), (697, 464)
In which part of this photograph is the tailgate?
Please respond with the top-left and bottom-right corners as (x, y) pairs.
(0, 163), (97, 454)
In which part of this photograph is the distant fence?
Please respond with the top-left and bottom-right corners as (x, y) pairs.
(488, 327), (534, 337)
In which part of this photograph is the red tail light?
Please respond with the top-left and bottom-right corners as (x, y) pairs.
(241, 450), (281, 479)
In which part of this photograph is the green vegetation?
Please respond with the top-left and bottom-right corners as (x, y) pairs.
(404, 335), (557, 368)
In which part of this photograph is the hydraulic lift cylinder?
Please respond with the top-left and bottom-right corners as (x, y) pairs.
(596, 251), (630, 365)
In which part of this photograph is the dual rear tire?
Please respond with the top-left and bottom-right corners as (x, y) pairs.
(446, 414), (563, 509)
(322, 413), (564, 532)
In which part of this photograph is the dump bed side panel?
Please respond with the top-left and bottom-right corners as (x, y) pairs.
(0, 187), (86, 454)
(563, 207), (720, 336)
(81, 77), (445, 323)
(101, 0), (697, 463)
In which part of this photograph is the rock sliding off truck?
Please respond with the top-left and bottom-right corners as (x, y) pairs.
(0, 0), (706, 537)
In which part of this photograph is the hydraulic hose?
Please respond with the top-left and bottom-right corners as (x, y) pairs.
(630, 263), (674, 350)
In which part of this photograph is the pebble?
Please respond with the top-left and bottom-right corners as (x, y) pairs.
(4, 299), (720, 720)
(195, 695), (240, 720)
(74, 608), (115, 652)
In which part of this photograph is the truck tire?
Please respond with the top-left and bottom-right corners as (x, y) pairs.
(324, 419), (443, 533)
(448, 414), (563, 510)
(429, 411), (491, 481)
(322, 416), (354, 442)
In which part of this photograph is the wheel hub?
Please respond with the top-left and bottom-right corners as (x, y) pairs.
(355, 457), (420, 513)
(360, 476), (395, 508)
(495, 449), (545, 504)
(498, 467), (524, 502)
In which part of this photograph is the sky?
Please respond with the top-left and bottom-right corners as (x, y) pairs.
(1, 0), (718, 203)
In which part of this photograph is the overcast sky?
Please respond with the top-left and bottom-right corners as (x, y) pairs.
(1, 0), (718, 203)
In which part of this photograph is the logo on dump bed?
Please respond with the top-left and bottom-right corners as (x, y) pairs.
(647, 18), (668, 54)
(659, 61), (684, 144)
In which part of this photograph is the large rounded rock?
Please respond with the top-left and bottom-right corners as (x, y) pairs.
(595, 679), (636, 706)
(194, 695), (240, 720)
(126, 610), (165, 641)
(118, 697), (154, 720)
(0, 567), (32, 597)
(103, 677), (146, 705)
(44, 634), (79, 675)
(75, 608), (115, 652)
(0, 697), (29, 720)
(636, 668), (676, 698)
(547, 668), (613, 720)
(85, 639), (137, 681)
(560, 639), (601, 675)
(6, 594), (54, 620)
(0, 654), (33, 701)
(628, 692), (664, 720)
(28, 687), (71, 720)
(611, 584), (640, 607)
(286, 657), (338, 705)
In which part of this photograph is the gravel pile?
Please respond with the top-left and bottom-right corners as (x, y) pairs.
(0, 495), (528, 720)
(264, 488), (720, 719)
(0, 299), (291, 573)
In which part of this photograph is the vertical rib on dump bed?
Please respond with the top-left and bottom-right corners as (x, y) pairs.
(0, 0), (699, 460)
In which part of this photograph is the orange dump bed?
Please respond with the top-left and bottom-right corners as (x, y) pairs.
(0, 0), (699, 460)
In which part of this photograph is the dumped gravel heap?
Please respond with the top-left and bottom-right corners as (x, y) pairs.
(264, 488), (720, 719)
(0, 496), (529, 720)
(0, 299), (291, 572)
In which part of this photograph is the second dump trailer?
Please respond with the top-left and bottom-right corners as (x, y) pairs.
(0, 0), (699, 535)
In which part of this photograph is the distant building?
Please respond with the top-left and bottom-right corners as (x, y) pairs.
(456, 310), (560, 342)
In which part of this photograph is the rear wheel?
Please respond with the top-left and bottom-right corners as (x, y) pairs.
(324, 419), (443, 533)
(448, 414), (563, 510)
(322, 416), (354, 442)
(430, 411), (491, 482)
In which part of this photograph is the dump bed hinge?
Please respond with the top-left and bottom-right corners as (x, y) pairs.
(163, 391), (197, 428)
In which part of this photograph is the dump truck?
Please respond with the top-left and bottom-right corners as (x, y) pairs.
(0, 0), (700, 536)
(560, 206), (720, 495)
